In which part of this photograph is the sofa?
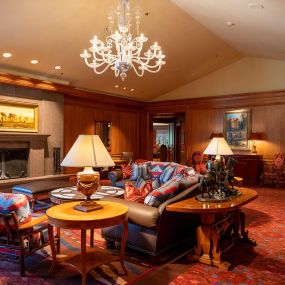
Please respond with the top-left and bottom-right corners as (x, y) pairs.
(102, 161), (201, 257)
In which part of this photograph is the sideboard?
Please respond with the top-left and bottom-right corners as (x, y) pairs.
(231, 154), (263, 185)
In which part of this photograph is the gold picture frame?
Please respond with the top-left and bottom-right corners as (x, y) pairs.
(0, 100), (39, 132)
(224, 109), (251, 150)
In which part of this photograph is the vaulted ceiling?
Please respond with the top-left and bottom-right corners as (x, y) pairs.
(0, 0), (283, 101)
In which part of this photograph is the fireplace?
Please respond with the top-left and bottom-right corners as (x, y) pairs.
(0, 148), (29, 179)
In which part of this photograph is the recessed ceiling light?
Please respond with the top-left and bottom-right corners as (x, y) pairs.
(2, 52), (12, 58)
(130, 88), (135, 92)
(54, 65), (62, 70)
(248, 3), (264, 9)
(123, 87), (127, 90)
(30, 59), (39, 64)
(115, 85), (119, 88)
(225, 21), (235, 27)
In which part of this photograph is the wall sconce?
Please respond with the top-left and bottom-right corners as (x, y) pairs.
(249, 132), (263, 154)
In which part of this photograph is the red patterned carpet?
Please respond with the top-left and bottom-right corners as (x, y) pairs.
(0, 187), (284, 285)
(131, 187), (285, 285)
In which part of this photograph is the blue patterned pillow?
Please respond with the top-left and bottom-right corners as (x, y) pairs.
(144, 180), (180, 207)
(130, 163), (150, 181)
(159, 165), (176, 184)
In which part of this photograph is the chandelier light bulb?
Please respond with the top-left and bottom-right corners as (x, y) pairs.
(80, 0), (166, 81)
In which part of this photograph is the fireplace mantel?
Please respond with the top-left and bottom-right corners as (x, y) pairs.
(0, 133), (50, 142)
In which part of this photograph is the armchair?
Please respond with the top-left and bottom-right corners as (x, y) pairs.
(0, 193), (54, 276)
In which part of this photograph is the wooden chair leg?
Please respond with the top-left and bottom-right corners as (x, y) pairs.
(19, 235), (25, 277)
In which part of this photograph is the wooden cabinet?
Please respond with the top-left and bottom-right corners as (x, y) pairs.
(232, 155), (263, 185)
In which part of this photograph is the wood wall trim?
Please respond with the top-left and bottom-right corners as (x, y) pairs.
(0, 72), (143, 110)
(147, 90), (285, 111)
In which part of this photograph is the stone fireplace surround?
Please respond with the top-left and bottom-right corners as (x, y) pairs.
(0, 84), (64, 187)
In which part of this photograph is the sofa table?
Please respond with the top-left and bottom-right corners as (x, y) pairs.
(46, 201), (128, 285)
(166, 187), (257, 270)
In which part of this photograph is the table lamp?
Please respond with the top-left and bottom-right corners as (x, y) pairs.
(249, 132), (262, 154)
(61, 135), (115, 212)
(203, 137), (233, 160)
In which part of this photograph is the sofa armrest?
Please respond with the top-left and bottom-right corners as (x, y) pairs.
(108, 170), (123, 186)
(158, 182), (201, 215)
(101, 196), (160, 228)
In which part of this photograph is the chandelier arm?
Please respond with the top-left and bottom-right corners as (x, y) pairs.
(131, 63), (145, 77)
(93, 63), (112, 74)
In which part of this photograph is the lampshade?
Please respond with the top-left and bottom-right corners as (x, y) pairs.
(203, 137), (233, 157)
(249, 132), (263, 140)
(61, 135), (115, 168)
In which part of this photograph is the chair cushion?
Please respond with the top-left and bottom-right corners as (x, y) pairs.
(130, 163), (150, 181)
(0, 193), (31, 231)
(144, 180), (180, 207)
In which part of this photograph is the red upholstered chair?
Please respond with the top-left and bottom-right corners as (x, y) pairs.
(0, 193), (55, 276)
(261, 153), (285, 187)
(191, 151), (206, 174)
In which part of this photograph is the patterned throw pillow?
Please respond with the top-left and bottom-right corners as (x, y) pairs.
(130, 163), (150, 181)
(144, 180), (180, 207)
(148, 162), (170, 180)
(159, 165), (176, 184)
(121, 163), (133, 179)
(0, 193), (31, 231)
(136, 176), (160, 190)
(124, 181), (152, 203)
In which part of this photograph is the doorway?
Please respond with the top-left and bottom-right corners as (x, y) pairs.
(152, 113), (185, 164)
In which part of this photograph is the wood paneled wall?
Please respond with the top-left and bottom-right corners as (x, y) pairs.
(64, 97), (145, 173)
(147, 90), (285, 161)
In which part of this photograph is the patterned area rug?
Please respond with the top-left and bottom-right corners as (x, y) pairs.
(131, 187), (285, 285)
(0, 224), (154, 285)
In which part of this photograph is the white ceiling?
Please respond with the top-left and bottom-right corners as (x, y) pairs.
(171, 0), (285, 60)
(0, 0), (284, 101)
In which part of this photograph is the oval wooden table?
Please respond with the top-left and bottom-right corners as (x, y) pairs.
(46, 201), (128, 285)
(166, 187), (258, 270)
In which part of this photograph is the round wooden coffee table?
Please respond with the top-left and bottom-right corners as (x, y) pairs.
(47, 201), (128, 285)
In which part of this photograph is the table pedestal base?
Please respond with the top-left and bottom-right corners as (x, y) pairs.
(192, 210), (256, 270)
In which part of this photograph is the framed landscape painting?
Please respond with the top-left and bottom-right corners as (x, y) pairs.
(224, 109), (251, 150)
(0, 100), (39, 132)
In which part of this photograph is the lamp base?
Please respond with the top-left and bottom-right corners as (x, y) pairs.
(74, 201), (103, 212)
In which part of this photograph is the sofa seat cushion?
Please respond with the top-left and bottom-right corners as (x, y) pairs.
(101, 196), (160, 228)
(144, 180), (180, 207)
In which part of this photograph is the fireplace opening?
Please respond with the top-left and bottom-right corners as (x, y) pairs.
(0, 148), (29, 180)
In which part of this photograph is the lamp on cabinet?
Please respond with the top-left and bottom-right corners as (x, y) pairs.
(249, 132), (263, 154)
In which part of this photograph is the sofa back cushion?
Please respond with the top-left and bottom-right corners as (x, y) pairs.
(144, 180), (180, 207)
(0, 193), (31, 232)
(130, 162), (150, 181)
(148, 162), (170, 180)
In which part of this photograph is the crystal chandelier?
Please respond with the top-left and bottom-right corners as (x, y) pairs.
(80, 0), (166, 81)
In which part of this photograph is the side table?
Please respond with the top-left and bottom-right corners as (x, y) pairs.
(46, 201), (128, 285)
(166, 188), (258, 270)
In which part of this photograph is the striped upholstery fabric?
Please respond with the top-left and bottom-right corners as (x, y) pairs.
(148, 162), (170, 179)
(0, 193), (31, 231)
(159, 165), (176, 184)
(130, 163), (150, 181)
(144, 180), (180, 207)
(121, 163), (133, 179)
(178, 175), (199, 190)
(136, 176), (160, 190)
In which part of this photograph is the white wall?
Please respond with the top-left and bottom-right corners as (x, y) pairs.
(153, 57), (285, 101)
